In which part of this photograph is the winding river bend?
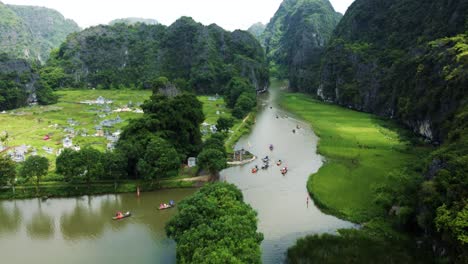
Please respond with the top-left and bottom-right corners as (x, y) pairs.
(0, 84), (354, 264)
(222, 86), (355, 263)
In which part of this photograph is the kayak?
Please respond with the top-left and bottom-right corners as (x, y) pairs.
(159, 204), (174, 210)
(112, 211), (131, 220)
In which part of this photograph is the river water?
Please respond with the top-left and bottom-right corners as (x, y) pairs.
(222, 87), (355, 263)
(0, 189), (195, 264)
(0, 85), (354, 264)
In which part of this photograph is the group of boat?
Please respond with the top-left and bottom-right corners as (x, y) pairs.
(112, 200), (175, 220)
(251, 144), (288, 175)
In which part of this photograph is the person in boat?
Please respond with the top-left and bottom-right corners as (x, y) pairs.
(293, 129), (296, 133)
(116, 211), (123, 218)
(276, 115), (279, 119)
(277, 160), (282, 165)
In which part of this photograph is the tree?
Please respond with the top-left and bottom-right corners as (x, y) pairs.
(20, 156), (49, 195)
(216, 116), (234, 132)
(103, 151), (127, 189)
(204, 133), (227, 155)
(0, 155), (16, 191)
(225, 77), (254, 108)
(137, 137), (180, 186)
(233, 92), (256, 119)
(77, 148), (104, 185)
(56, 148), (80, 181)
(197, 148), (227, 181)
(166, 182), (263, 264)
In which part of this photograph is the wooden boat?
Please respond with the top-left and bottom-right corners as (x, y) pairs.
(159, 204), (174, 210)
(112, 211), (131, 220)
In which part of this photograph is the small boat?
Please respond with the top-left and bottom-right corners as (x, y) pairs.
(159, 204), (174, 210)
(277, 161), (282, 166)
(262, 156), (270, 163)
(159, 200), (175, 210)
(112, 211), (131, 220)
(292, 129), (296, 133)
(269, 144), (274, 151)
(261, 164), (269, 170)
(281, 167), (288, 175)
(252, 167), (258, 173)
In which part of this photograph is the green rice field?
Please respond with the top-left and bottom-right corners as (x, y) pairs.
(280, 93), (428, 222)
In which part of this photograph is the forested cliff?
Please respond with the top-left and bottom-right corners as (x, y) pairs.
(319, 0), (467, 142)
(46, 17), (269, 94)
(305, 0), (468, 260)
(262, 0), (341, 92)
(0, 2), (80, 63)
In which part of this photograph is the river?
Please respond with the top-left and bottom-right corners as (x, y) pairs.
(0, 85), (354, 264)
(0, 189), (195, 264)
(221, 86), (355, 263)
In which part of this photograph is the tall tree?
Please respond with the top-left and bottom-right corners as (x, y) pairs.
(137, 137), (180, 186)
(197, 148), (227, 181)
(20, 155), (49, 195)
(0, 155), (16, 192)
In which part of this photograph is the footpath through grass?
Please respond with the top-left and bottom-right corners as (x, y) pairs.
(280, 93), (427, 222)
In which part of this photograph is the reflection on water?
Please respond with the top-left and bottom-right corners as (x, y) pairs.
(222, 87), (357, 263)
(0, 203), (22, 235)
(0, 189), (196, 264)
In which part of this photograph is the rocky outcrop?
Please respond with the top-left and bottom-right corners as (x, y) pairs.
(0, 3), (80, 63)
(0, 54), (39, 110)
(109, 17), (159, 25)
(247, 22), (266, 40)
(50, 17), (269, 94)
(262, 0), (341, 92)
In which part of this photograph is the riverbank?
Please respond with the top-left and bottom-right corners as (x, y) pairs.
(279, 93), (429, 223)
(225, 111), (256, 153)
(0, 176), (207, 200)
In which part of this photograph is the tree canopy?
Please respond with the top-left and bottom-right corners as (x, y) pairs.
(166, 182), (263, 264)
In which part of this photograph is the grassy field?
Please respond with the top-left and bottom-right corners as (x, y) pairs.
(0, 90), (239, 169)
(280, 93), (428, 222)
(0, 89), (152, 168)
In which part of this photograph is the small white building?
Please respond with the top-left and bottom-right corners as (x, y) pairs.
(187, 157), (197, 167)
(63, 137), (73, 148)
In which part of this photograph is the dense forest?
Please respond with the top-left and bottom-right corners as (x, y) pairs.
(261, 0), (341, 92)
(44, 17), (269, 94)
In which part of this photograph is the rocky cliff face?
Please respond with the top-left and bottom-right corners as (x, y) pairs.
(50, 17), (269, 94)
(247, 22), (266, 40)
(0, 53), (39, 110)
(262, 0), (341, 92)
(0, 3), (80, 63)
(109, 17), (159, 25)
(319, 0), (468, 141)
